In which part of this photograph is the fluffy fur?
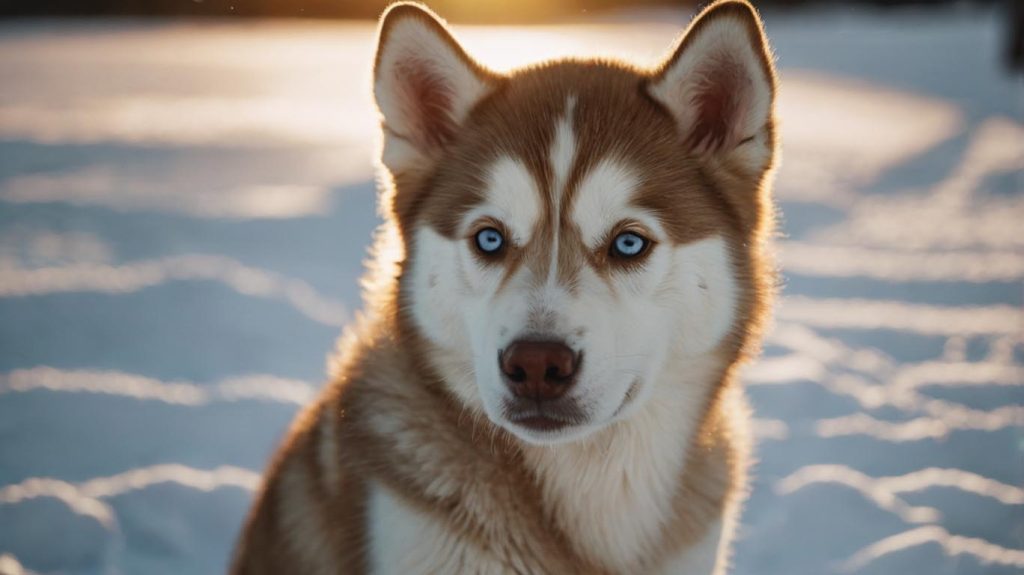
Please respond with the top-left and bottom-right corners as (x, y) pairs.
(232, 1), (779, 573)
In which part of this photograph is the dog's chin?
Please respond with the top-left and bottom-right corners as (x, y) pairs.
(482, 378), (645, 447)
(499, 416), (604, 446)
(489, 403), (598, 446)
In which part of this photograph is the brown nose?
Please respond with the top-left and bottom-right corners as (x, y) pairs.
(499, 341), (579, 401)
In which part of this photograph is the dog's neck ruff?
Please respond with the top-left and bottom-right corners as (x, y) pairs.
(396, 328), (732, 572)
(520, 350), (727, 572)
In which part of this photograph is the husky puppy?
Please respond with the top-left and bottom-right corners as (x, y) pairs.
(232, 1), (778, 572)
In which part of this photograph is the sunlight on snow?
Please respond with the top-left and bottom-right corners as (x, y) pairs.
(0, 254), (348, 326)
(0, 367), (316, 406)
(0, 22), (983, 221)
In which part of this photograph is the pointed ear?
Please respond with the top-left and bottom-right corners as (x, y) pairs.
(373, 3), (495, 178)
(647, 0), (776, 165)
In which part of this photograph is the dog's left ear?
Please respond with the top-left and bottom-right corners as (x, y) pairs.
(648, 0), (776, 171)
(373, 3), (495, 181)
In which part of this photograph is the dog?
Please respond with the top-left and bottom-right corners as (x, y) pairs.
(232, 1), (778, 572)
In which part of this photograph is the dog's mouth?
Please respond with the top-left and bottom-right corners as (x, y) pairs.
(499, 376), (644, 437)
(507, 414), (573, 433)
(502, 398), (588, 434)
(611, 378), (642, 418)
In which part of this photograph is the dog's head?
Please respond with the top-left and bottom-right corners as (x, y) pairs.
(372, 1), (777, 445)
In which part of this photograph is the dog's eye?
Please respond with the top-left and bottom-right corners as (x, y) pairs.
(475, 227), (505, 254)
(610, 232), (648, 258)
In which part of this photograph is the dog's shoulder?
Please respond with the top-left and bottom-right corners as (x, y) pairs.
(230, 381), (372, 574)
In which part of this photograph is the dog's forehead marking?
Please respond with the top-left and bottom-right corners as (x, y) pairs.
(550, 95), (578, 198)
(480, 155), (540, 244)
(571, 158), (641, 248)
(546, 95), (577, 285)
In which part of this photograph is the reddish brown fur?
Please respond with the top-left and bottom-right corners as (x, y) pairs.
(233, 1), (778, 572)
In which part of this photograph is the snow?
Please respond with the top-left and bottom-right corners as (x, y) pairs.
(0, 5), (1021, 574)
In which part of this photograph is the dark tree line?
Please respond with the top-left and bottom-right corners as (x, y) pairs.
(0, 0), (1016, 70)
(0, 0), (1007, 22)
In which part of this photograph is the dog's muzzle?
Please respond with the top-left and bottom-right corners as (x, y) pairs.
(498, 340), (584, 432)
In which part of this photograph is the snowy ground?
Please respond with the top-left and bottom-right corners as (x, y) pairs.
(0, 5), (1021, 575)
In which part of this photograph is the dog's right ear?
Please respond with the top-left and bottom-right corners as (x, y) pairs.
(373, 3), (495, 181)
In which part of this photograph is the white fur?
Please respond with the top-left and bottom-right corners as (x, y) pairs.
(524, 352), (724, 572)
(409, 155), (542, 414)
(461, 156), (541, 245)
(648, 9), (772, 165)
(409, 111), (740, 447)
(547, 95), (577, 285)
(368, 484), (504, 574)
(409, 227), (464, 346)
(668, 235), (738, 355)
(549, 97), (577, 195)
(569, 155), (663, 247)
(374, 10), (489, 175)
(571, 158), (643, 248)
(659, 520), (726, 575)
(407, 226), (480, 412)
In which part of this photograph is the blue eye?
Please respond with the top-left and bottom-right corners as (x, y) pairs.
(611, 232), (648, 258)
(475, 227), (505, 254)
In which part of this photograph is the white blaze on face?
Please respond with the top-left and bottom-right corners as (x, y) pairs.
(409, 107), (739, 445)
(546, 95), (577, 286)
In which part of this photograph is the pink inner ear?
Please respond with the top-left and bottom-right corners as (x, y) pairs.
(395, 56), (457, 149)
(687, 57), (751, 152)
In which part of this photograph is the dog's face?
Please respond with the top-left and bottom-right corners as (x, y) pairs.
(373, 1), (776, 445)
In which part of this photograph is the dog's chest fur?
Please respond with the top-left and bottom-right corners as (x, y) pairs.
(521, 354), (724, 571)
(231, 334), (743, 575)
(353, 343), (738, 574)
